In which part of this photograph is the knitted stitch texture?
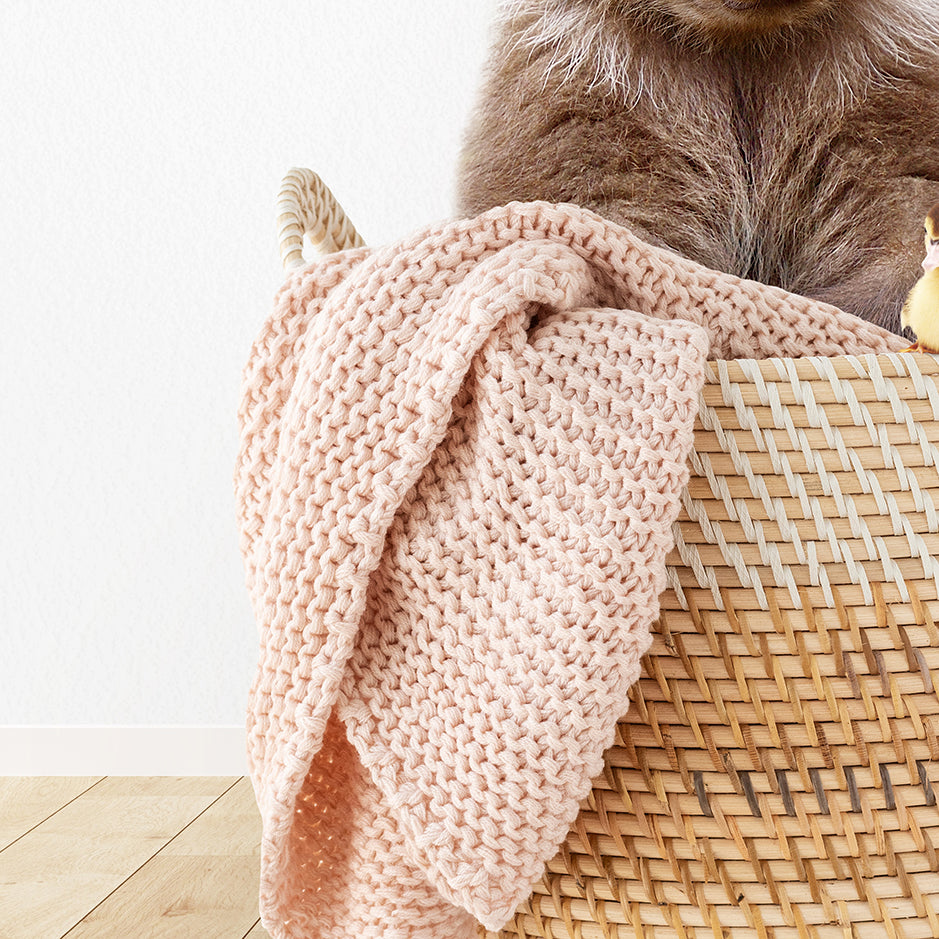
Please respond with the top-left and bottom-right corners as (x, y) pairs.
(234, 202), (901, 939)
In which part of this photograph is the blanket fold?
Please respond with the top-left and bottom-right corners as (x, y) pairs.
(234, 202), (900, 939)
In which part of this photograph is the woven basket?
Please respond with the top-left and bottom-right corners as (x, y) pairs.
(278, 169), (939, 939)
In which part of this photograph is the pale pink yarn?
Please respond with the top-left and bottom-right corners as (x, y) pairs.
(234, 203), (900, 939)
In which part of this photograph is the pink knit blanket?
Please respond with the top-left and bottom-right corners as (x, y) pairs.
(234, 202), (901, 939)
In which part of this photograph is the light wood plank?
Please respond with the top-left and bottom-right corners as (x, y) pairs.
(64, 855), (261, 938)
(64, 777), (262, 937)
(245, 921), (272, 937)
(0, 777), (103, 850)
(0, 776), (238, 939)
(160, 776), (260, 856)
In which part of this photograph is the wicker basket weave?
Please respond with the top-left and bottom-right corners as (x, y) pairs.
(278, 169), (939, 939)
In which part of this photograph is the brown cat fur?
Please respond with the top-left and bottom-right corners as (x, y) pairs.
(457, 0), (939, 332)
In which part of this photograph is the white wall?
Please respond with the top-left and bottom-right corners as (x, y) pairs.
(1, 0), (500, 765)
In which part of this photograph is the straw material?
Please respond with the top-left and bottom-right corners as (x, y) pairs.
(277, 171), (939, 938)
(483, 352), (939, 939)
(277, 168), (364, 269)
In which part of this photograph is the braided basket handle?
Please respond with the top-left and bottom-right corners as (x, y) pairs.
(277, 168), (365, 270)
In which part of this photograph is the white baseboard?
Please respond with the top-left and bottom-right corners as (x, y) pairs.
(0, 726), (248, 776)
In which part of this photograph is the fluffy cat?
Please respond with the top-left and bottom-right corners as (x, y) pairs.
(458, 0), (939, 332)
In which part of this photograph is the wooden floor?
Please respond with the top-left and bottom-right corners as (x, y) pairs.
(0, 777), (271, 939)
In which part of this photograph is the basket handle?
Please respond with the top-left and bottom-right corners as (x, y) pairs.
(276, 168), (365, 270)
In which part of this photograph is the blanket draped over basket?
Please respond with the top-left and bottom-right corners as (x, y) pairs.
(234, 202), (903, 939)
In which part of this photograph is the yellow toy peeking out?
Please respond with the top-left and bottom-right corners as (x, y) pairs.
(902, 203), (939, 354)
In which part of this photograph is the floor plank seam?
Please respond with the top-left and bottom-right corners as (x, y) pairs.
(56, 776), (247, 939)
(0, 777), (107, 856)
